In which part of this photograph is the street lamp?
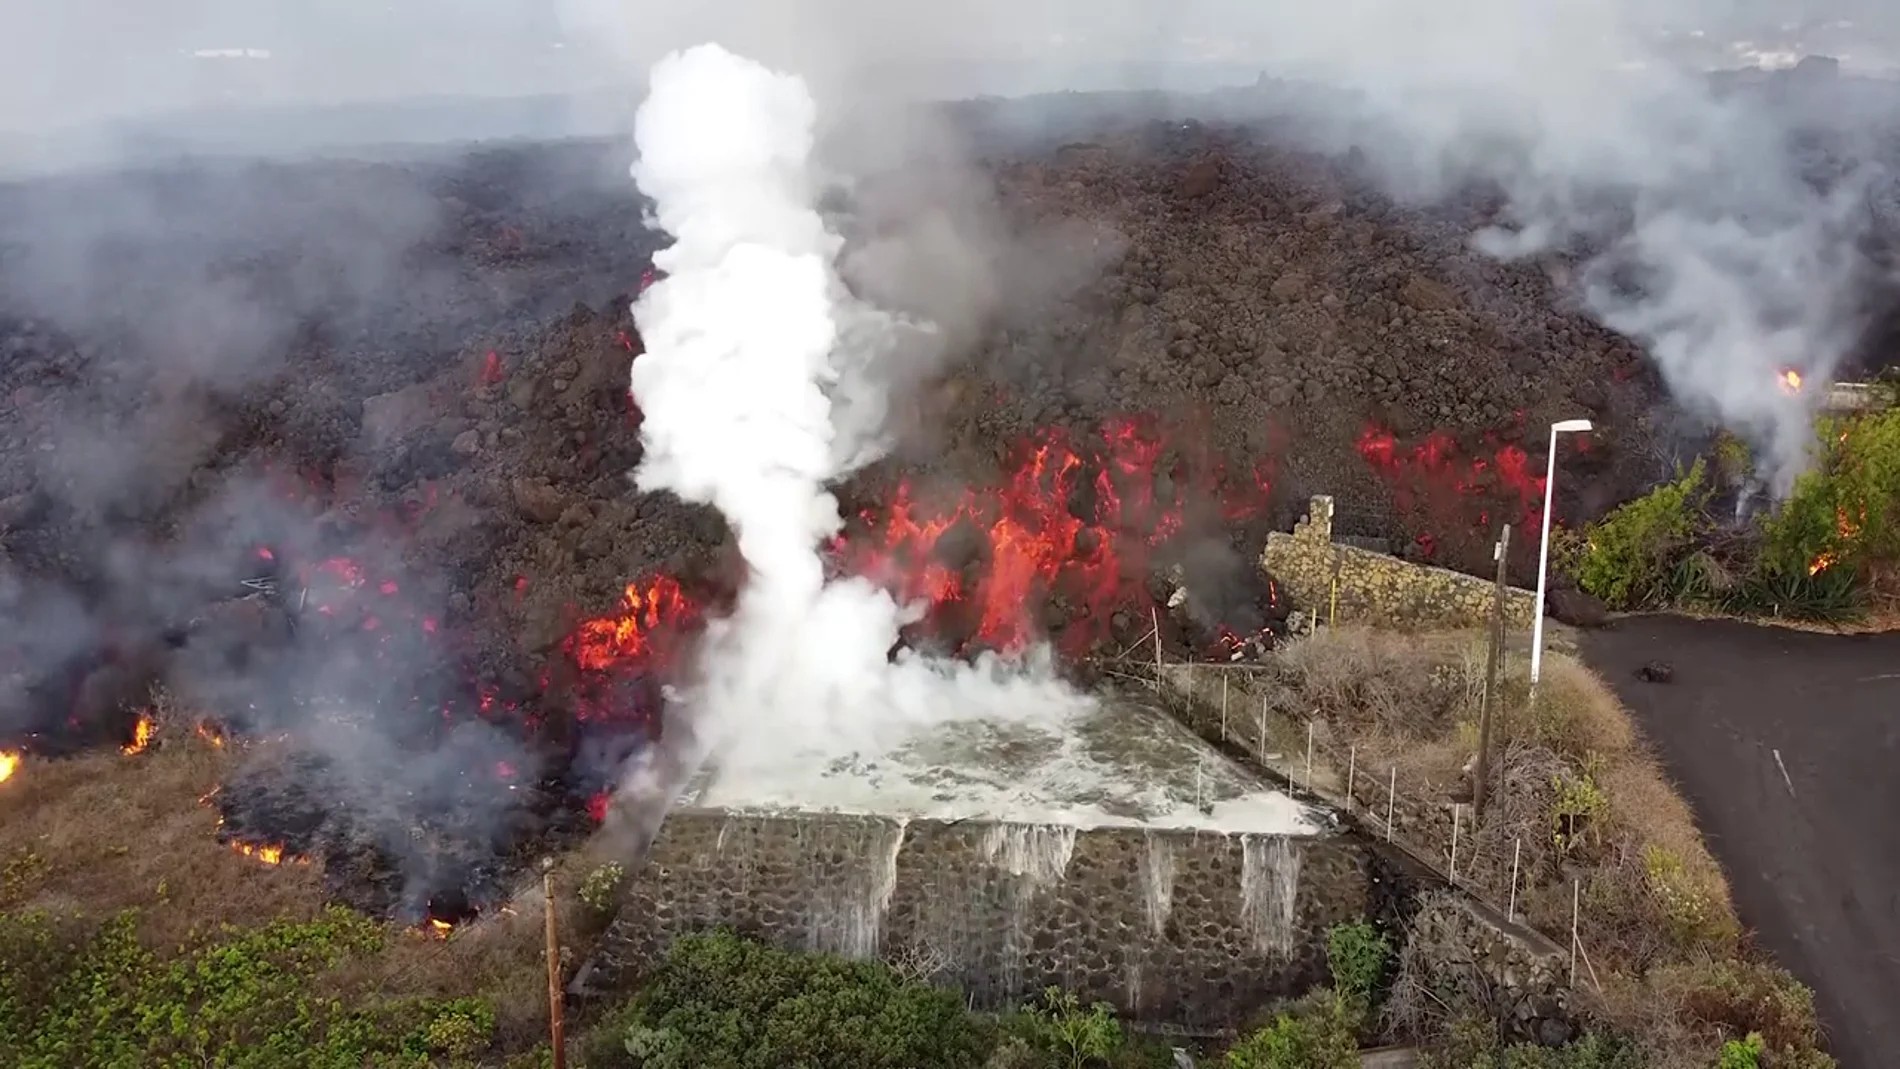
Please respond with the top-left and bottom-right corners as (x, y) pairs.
(1530, 418), (1594, 689)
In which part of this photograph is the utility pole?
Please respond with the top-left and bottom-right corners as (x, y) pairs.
(1475, 524), (1511, 821)
(544, 859), (567, 1069)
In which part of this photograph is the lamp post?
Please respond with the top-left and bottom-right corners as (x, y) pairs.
(1530, 419), (1594, 690)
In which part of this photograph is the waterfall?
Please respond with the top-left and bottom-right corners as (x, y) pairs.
(805, 818), (909, 959)
(1141, 832), (1176, 936)
(1239, 835), (1303, 958)
(982, 823), (1078, 888)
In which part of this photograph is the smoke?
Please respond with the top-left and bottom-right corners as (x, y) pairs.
(625, 44), (1088, 789)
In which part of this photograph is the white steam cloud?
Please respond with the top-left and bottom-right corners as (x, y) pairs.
(626, 43), (1087, 785)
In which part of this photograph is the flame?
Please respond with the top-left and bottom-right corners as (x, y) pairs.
(1807, 507), (1863, 576)
(122, 714), (155, 755)
(0, 751), (20, 784)
(195, 721), (226, 748)
(1779, 369), (1804, 395)
(230, 840), (290, 866)
(426, 918), (454, 938)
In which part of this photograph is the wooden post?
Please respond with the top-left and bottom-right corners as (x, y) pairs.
(1304, 720), (1315, 791)
(1220, 674), (1230, 742)
(1474, 523), (1511, 820)
(1449, 803), (1462, 883)
(1508, 838), (1522, 922)
(1385, 767), (1397, 841)
(1150, 607), (1163, 692)
(1345, 745), (1356, 814)
(1569, 878), (1581, 986)
(545, 860), (567, 1069)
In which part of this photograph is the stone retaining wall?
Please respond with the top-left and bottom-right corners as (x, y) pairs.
(1263, 495), (1536, 630)
(584, 809), (1371, 1030)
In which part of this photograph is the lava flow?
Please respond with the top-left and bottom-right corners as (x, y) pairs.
(1356, 422), (1549, 556)
(830, 418), (1274, 655)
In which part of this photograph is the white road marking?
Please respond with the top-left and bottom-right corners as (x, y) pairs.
(1772, 748), (1797, 798)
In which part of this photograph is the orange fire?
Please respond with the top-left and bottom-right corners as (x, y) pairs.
(1807, 507), (1863, 576)
(426, 918), (454, 938)
(0, 751), (20, 784)
(230, 840), (289, 865)
(1779, 369), (1804, 395)
(122, 714), (155, 755)
(195, 721), (226, 748)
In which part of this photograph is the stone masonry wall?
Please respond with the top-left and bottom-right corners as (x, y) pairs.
(585, 810), (1371, 1030)
(1263, 495), (1536, 630)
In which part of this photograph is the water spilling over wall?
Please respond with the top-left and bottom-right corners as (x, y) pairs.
(584, 808), (1372, 1028)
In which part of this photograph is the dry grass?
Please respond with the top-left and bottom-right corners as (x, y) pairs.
(0, 732), (326, 947)
(0, 707), (622, 1055)
(1269, 626), (1817, 1064)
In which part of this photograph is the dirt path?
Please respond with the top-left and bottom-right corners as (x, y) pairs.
(1577, 616), (1900, 1069)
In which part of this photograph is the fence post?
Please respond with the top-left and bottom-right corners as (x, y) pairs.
(1475, 523), (1511, 820)
(1150, 607), (1162, 693)
(1220, 675), (1230, 742)
(1508, 838), (1521, 922)
(1256, 695), (1268, 762)
(1449, 804), (1462, 883)
(1569, 878), (1581, 986)
(1385, 767), (1397, 841)
(1304, 720), (1315, 791)
(1345, 745), (1356, 814)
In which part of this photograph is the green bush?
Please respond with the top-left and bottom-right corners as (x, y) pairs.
(1718, 1032), (1765, 1069)
(1420, 1015), (1641, 1069)
(1324, 920), (1391, 1007)
(1008, 987), (1125, 1068)
(1223, 991), (1359, 1069)
(609, 929), (986, 1069)
(1576, 459), (1712, 610)
(1761, 410), (1900, 579)
(0, 906), (496, 1069)
(580, 862), (627, 916)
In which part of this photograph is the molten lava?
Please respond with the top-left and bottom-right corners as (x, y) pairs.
(566, 576), (699, 674)
(0, 751), (20, 784)
(1356, 423), (1548, 555)
(831, 418), (1272, 654)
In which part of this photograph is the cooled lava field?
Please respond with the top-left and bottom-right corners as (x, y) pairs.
(0, 78), (1890, 927)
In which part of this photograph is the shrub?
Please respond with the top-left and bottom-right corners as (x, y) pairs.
(0, 906), (495, 1069)
(1008, 986), (1125, 1068)
(1325, 920), (1391, 1007)
(1419, 1014), (1642, 1069)
(1718, 1032), (1765, 1069)
(1651, 958), (1830, 1059)
(1575, 458), (1711, 609)
(1224, 991), (1359, 1069)
(580, 862), (627, 915)
(610, 929), (986, 1069)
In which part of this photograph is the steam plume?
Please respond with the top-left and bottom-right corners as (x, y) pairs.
(627, 44), (1086, 783)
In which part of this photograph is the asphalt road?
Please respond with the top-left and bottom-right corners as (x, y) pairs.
(1578, 616), (1900, 1069)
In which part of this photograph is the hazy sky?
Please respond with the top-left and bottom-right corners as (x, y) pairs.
(2, 0), (1897, 135)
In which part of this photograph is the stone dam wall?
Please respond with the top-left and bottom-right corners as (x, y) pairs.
(585, 810), (1372, 1030)
(1263, 495), (1536, 630)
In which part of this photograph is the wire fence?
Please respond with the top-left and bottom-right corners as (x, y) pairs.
(1100, 618), (1603, 992)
